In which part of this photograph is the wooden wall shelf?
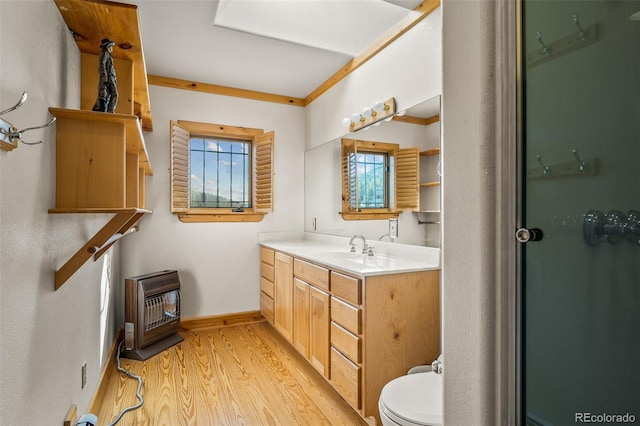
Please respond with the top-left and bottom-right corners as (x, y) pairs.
(54, 0), (153, 131)
(48, 109), (153, 290)
(420, 147), (440, 157)
(49, 108), (151, 176)
(49, 1), (155, 289)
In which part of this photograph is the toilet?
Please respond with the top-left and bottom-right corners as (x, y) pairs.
(378, 356), (443, 426)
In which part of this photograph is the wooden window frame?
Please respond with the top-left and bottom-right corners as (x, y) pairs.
(341, 138), (419, 221)
(170, 120), (274, 223)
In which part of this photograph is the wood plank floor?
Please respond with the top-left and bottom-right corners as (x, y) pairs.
(94, 321), (368, 425)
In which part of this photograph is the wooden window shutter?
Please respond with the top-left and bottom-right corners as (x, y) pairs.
(253, 131), (274, 212)
(395, 147), (420, 212)
(341, 138), (358, 212)
(170, 121), (190, 213)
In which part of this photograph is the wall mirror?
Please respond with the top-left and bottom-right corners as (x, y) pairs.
(304, 96), (441, 247)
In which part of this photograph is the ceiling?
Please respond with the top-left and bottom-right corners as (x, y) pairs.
(133, 0), (423, 99)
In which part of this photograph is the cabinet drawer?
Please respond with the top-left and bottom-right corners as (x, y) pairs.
(294, 259), (329, 291)
(260, 247), (275, 266)
(331, 271), (361, 305)
(330, 348), (361, 409)
(260, 291), (274, 324)
(331, 322), (361, 363)
(260, 277), (274, 298)
(260, 261), (275, 282)
(331, 297), (361, 335)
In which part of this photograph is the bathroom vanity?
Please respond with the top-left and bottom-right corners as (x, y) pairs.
(258, 236), (440, 424)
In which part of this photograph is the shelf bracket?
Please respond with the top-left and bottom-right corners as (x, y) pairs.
(54, 211), (144, 290)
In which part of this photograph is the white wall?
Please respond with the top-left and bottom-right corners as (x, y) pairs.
(305, 8), (442, 151)
(119, 86), (306, 319)
(1, 1), (120, 423)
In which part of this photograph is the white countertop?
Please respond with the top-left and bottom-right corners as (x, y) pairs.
(258, 232), (440, 277)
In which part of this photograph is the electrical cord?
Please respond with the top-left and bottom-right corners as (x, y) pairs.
(108, 340), (144, 426)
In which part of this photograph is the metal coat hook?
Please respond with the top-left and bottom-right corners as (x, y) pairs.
(573, 14), (585, 40)
(0, 91), (56, 151)
(0, 91), (28, 116)
(536, 31), (551, 55)
(571, 149), (587, 172)
(536, 155), (552, 175)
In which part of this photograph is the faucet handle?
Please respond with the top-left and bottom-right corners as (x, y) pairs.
(366, 246), (375, 256)
(350, 244), (356, 253)
(431, 359), (443, 374)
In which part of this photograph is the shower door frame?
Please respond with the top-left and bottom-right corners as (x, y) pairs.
(493, 0), (523, 424)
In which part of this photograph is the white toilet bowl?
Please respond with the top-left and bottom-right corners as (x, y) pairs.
(378, 366), (443, 426)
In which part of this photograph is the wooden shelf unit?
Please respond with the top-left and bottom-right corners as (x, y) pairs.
(48, 109), (153, 290)
(48, 108), (152, 210)
(48, 1), (155, 290)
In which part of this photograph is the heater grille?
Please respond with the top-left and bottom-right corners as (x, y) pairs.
(144, 289), (181, 331)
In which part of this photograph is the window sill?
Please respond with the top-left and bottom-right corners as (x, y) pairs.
(340, 211), (399, 221)
(178, 210), (266, 223)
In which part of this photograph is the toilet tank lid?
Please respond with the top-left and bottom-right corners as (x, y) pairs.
(380, 372), (443, 425)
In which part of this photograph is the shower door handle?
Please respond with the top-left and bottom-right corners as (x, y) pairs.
(515, 227), (544, 243)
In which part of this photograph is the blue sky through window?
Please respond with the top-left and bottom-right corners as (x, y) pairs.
(190, 137), (250, 208)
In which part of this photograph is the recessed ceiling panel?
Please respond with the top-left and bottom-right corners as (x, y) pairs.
(213, 0), (414, 56)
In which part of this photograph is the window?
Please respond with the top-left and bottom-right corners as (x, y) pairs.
(189, 137), (251, 209)
(341, 138), (419, 220)
(170, 120), (274, 222)
(356, 151), (389, 208)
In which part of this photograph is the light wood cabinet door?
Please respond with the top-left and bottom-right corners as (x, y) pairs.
(293, 278), (310, 358)
(309, 286), (330, 378)
(274, 252), (294, 342)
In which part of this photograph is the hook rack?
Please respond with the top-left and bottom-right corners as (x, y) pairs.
(528, 149), (597, 180)
(0, 91), (56, 151)
(527, 13), (598, 68)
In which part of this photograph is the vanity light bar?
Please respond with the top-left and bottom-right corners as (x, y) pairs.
(342, 97), (397, 132)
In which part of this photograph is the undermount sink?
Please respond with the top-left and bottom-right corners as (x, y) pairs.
(313, 251), (391, 269)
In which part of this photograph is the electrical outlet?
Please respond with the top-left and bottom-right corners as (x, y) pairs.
(389, 218), (398, 238)
(81, 362), (87, 389)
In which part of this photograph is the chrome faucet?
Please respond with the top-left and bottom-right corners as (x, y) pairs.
(378, 233), (396, 242)
(349, 235), (368, 254)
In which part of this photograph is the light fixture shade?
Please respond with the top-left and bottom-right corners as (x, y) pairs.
(630, 10), (640, 20)
(362, 107), (373, 118)
(351, 113), (362, 123)
(342, 117), (352, 127)
(373, 101), (386, 113)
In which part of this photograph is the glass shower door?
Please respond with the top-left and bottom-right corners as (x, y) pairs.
(521, 1), (640, 424)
